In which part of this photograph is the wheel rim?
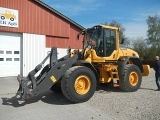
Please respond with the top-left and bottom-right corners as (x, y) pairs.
(129, 72), (138, 86)
(74, 75), (91, 95)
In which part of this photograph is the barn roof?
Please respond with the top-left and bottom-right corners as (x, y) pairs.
(34, 0), (85, 30)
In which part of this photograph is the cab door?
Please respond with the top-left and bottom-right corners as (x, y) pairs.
(103, 29), (116, 57)
(95, 28), (117, 59)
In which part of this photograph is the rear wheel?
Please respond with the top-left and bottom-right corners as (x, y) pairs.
(119, 64), (142, 92)
(61, 66), (97, 103)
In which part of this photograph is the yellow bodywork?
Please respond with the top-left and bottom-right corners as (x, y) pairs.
(71, 48), (150, 84)
(142, 65), (150, 76)
(71, 24), (150, 84)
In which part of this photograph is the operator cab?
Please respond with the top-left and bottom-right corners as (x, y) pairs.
(82, 25), (117, 57)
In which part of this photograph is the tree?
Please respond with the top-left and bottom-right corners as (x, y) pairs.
(104, 20), (125, 41)
(148, 45), (159, 60)
(146, 15), (160, 48)
(131, 37), (150, 60)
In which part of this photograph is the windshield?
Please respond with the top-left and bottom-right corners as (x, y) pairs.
(83, 26), (102, 49)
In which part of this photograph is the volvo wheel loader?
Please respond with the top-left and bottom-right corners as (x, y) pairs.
(17, 24), (150, 103)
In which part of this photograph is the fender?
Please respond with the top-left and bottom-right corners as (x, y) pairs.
(118, 56), (143, 76)
(74, 60), (99, 82)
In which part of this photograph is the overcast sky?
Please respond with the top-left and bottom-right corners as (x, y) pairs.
(41, 0), (160, 39)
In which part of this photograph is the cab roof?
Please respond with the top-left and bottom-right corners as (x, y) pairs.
(95, 24), (120, 30)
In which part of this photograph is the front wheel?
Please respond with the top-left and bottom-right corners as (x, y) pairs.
(119, 64), (142, 92)
(61, 66), (97, 103)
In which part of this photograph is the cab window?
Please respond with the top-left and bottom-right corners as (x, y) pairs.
(104, 29), (116, 56)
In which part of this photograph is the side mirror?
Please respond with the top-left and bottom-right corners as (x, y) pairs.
(120, 38), (127, 44)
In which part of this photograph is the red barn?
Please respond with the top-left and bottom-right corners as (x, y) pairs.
(0, 0), (84, 77)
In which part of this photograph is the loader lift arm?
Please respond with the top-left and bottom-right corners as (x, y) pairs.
(17, 47), (78, 100)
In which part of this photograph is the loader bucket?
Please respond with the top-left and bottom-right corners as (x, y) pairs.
(16, 47), (79, 100)
(16, 47), (57, 100)
(17, 75), (32, 99)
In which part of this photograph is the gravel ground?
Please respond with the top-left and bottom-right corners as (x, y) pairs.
(0, 68), (160, 120)
(83, 68), (160, 120)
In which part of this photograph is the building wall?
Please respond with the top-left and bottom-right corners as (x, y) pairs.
(22, 33), (46, 76)
(0, 0), (83, 49)
(22, 33), (73, 76)
(0, 0), (84, 76)
(46, 24), (83, 49)
(0, 32), (22, 77)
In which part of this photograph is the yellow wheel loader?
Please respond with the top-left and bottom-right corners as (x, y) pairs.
(17, 24), (150, 103)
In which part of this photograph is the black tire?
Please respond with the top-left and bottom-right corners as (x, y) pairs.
(50, 82), (62, 93)
(119, 64), (142, 92)
(61, 66), (97, 103)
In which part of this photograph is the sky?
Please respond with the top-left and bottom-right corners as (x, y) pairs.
(41, 0), (160, 39)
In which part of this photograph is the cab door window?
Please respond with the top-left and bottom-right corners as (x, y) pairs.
(104, 29), (116, 56)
